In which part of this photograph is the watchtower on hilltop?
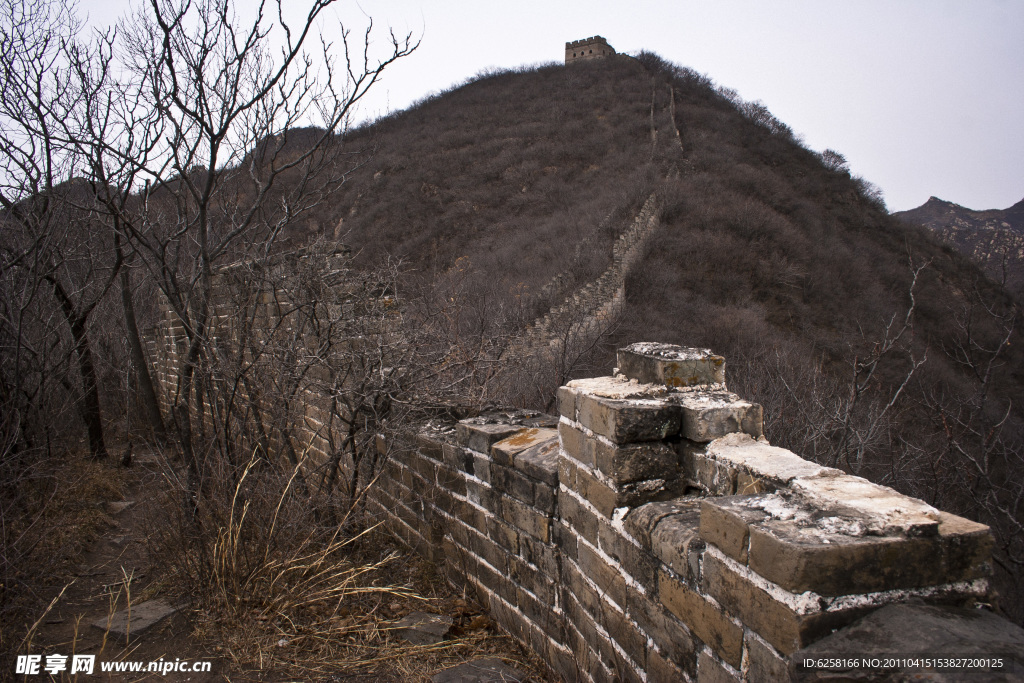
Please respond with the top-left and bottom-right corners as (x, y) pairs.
(565, 36), (615, 63)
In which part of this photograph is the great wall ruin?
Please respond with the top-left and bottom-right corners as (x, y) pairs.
(366, 343), (1023, 681)
(145, 300), (1024, 680)
(517, 194), (660, 355)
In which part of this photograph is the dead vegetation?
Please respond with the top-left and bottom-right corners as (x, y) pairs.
(138, 453), (552, 681)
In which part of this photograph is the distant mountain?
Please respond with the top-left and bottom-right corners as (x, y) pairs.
(895, 196), (1024, 295)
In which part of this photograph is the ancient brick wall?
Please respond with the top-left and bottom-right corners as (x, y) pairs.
(368, 342), (1019, 682)
(518, 195), (659, 355)
(144, 247), (367, 469)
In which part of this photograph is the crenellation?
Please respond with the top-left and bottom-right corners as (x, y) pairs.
(565, 36), (616, 63)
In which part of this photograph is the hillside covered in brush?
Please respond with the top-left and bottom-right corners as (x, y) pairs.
(306, 53), (1021, 400)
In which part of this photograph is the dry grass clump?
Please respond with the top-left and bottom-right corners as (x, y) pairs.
(0, 444), (126, 661)
(147, 454), (552, 680)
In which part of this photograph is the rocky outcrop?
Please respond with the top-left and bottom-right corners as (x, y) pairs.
(895, 195), (1024, 294)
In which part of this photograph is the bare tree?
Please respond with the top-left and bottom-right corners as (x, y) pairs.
(738, 262), (929, 476)
(918, 288), (1023, 621)
(0, 0), (123, 459)
(74, 0), (416, 501)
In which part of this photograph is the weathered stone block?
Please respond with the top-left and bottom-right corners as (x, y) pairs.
(435, 462), (467, 498)
(408, 450), (437, 483)
(472, 453), (491, 483)
(457, 420), (524, 455)
(516, 438), (559, 486)
(789, 471), (940, 536)
(699, 497), (771, 565)
(676, 391), (763, 442)
(491, 462), (535, 505)
(567, 460), (624, 518)
(938, 511), (994, 581)
(414, 431), (445, 460)
(442, 442), (473, 473)
(564, 595), (615, 682)
(625, 499), (702, 548)
(748, 518), (970, 596)
(486, 516), (519, 554)
(697, 650), (739, 683)
(659, 569), (743, 668)
(548, 641), (582, 683)
(455, 499), (488, 535)
(577, 392), (681, 444)
(558, 452), (578, 491)
(606, 624), (646, 683)
(558, 420), (592, 466)
(683, 451), (737, 495)
(617, 342), (726, 387)
(702, 552), (851, 656)
(646, 648), (689, 683)
(627, 585), (697, 674)
(578, 541), (627, 609)
(565, 557), (603, 619)
(598, 522), (657, 593)
(465, 479), (495, 512)
(592, 439), (679, 485)
(745, 633), (789, 683)
(431, 485), (456, 516)
(516, 584), (558, 636)
(521, 534), (559, 577)
(705, 433), (838, 488)
(534, 483), (556, 515)
(492, 428), (558, 466)
(559, 489), (599, 548)
(475, 555), (515, 597)
(502, 494), (551, 542)
(556, 386), (578, 420)
(554, 519), (579, 562)
(651, 508), (705, 582)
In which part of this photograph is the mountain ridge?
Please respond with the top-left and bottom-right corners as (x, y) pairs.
(894, 195), (1024, 294)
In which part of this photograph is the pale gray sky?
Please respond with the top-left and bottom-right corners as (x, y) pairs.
(80, 0), (1024, 212)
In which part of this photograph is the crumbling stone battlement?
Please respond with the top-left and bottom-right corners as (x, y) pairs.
(368, 342), (1024, 681)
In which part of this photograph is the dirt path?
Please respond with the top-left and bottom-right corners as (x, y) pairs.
(26, 452), (219, 682)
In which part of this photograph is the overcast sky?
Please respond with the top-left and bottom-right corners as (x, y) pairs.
(82, 0), (1023, 213)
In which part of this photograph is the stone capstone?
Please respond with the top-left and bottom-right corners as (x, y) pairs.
(617, 342), (726, 387)
(701, 494), (993, 596)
